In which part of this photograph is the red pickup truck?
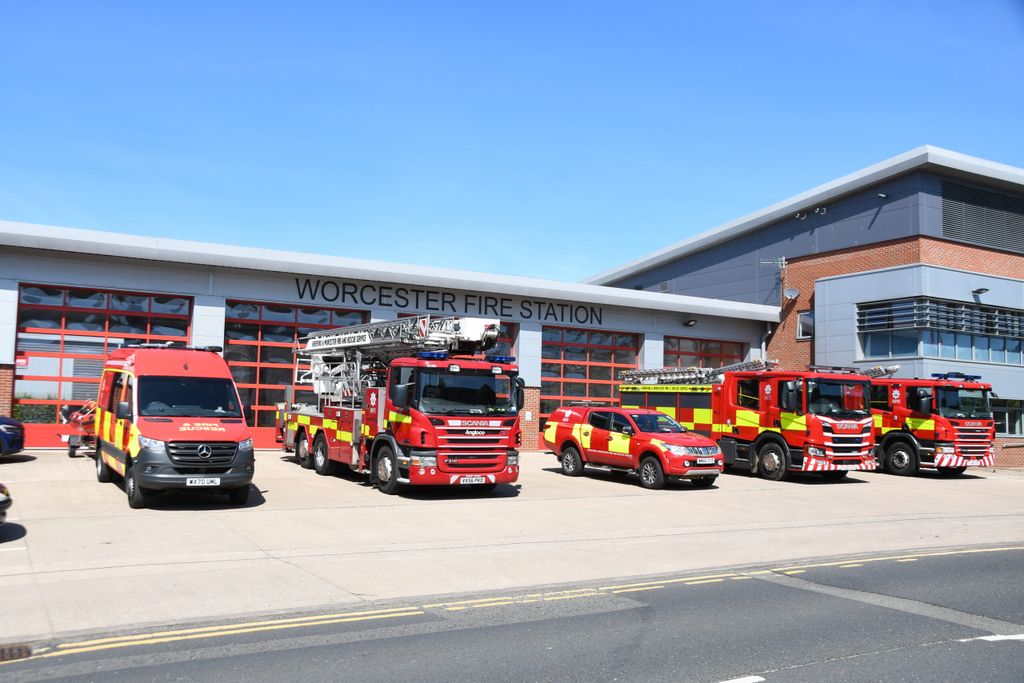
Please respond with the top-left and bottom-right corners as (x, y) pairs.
(542, 406), (724, 489)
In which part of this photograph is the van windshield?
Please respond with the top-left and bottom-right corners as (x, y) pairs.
(138, 377), (242, 417)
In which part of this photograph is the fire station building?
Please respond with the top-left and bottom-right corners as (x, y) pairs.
(589, 146), (1024, 466)
(0, 222), (777, 449)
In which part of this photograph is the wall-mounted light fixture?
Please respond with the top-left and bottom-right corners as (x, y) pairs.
(794, 212), (807, 220)
(684, 319), (698, 327)
(814, 207), (827, 215)
(972, 287), (989, 295)
(783, 288), (800, 301)
(877, 193), (887, 199)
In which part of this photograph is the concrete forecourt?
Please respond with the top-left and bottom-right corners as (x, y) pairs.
(2, 449), (1023, 645)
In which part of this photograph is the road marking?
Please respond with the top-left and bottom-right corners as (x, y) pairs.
(896, 558), (918, 563)
(840, 564), (863, 568)
(599, 572), (738, 591)
(730, 576), (752, 581)
(611, 585), (663, 594)
(0, 548), (26, 552)
(959, 634), (1024, 643)
(770, 545), (1024, 573)
(685, 578), (725, 585)
(717, 676), (765, 683)
(784, 569), (806, 575)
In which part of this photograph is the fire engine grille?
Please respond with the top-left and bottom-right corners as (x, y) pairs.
(821, 422), (872, 457)
(167, 441), (237, 466)
(954, 426), (992, 456)
(436, 421), (511, 472)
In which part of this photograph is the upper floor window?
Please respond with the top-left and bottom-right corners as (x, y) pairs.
(797, 311), (814, 340)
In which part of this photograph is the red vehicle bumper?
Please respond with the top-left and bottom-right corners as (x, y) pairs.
(406, 465), (520, 486)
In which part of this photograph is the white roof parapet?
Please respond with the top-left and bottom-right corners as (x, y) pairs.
(586, 145), (1024, 286)
(0, 219), (780, 322)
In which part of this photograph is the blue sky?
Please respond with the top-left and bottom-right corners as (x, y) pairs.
(2, 1), (1022, 281)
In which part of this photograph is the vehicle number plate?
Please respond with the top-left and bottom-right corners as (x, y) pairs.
(696, 457), (717, 465)
(835, 465), (858, 471)
(459, 476), (486, 485)
(186, 477), (221, 487)
(965, 461), (981, 467)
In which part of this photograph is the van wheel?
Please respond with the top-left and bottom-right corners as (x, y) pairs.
(296, 433), (313, 469)
(638, 456), (665, 489)
(756, 443), (788, 481)
(885, 442), (917, 476)
(95, 445), (113, 483)
(313, 434), (338, 476)
(228, 486), (250, 505)
(691, 475), (717, 488)
(375, 445), (401, 495)
(560, 446), (584, 477)
(126, 467), (150, 509)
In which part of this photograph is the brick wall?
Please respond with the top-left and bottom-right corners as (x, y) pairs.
(522, 386), (540, 450)
(768, 236), (1024, 370)
(995, 438), (1024, 468)
(0, 365), (12, 417)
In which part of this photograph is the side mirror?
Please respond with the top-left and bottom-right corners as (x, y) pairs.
(621, 425), (634, 436)
(116, 401), (133, 420)
(919, 396), (932, 414)
(515, 386), (525, 411)
(393, 384), (410, 410)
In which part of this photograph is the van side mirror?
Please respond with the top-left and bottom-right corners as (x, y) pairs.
(116, 401), (133, 420)
(393, 384), (410, 409)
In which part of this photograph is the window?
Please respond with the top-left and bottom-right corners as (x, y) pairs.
(539, 327), (639, 421)
(869, 385), (891, 411)
(588, 412), (611, 430)
(993, 399), (1023, 436)
(797, 311), (814, 340)
(14, 285), (192, 427)
(665, 337), (745, 368)
(610, 413), (632, 434)
(736, 379), (760, 409)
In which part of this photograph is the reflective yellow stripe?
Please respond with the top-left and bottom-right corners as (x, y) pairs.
(543, 421), (558, 443)
(361, 424), (371, 436)
(297, 415), (311, 426)
(906, 418), (935, 431)
(873, 414), (883, 428)
(693, 408), (712, 425)
(128, 424), (141, 458)
(572, 423), (591, 449)
(780, 412), (806, 431)
(655, 407), (677, 419)
(323, 420), (338, 431)
(736, 410), (760, 428)
(388, 411), (412, 424)
(339, 430), (353, 443)
(608, 433), (630, 454)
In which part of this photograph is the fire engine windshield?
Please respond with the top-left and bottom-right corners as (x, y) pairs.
(416, 370), (517, 416)
(805, 380), (869, 418)
(630, 413), (686, 433)
(936, 387), (992, 419)
(138, 377), (243, 417)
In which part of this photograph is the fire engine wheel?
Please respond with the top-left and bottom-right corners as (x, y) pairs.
(690, 475), (717, 488)
(125, 467), (150, 509)
(95, 445), (113, 483)
(560, 446), (584, 477)
(937, 466), (968, 477)
(756, 443), (788, 481)
(296, 433), (314, 469)
(885, 442), (917, 476)
(638, 456), (666, 490)
(375, 446), (401, 495)
(313, 434), (338, 476)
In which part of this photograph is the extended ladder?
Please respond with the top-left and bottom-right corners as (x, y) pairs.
(808, 364), (900, 378)
(620, 358), (778, 385)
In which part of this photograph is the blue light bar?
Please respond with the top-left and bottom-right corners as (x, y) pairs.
(418, 351), (448, 360)
(486, 355), (516, 364)
(931, 372), (982, 382)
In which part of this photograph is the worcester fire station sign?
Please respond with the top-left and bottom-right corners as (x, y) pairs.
(295, 277), (604, 326)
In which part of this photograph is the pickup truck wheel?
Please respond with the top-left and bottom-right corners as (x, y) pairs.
(638, 456), (665, 490)
(296, 433), (314, 469)
(756, 443), (788, 481)
(690, 475), (716, 488)
(820, 470), (849, 481)
(560, 446), (584, 477)
(95, 445), (113, 483)
(375, 445), (401, 495)
(313, 434), (338, 476)
(125, 467), (150, 509)
(885, 442), (917, 476)
(937, 466), (967, 477)
(228, 486), (250, 505)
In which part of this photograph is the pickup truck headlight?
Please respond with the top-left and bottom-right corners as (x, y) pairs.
(665, 444), (687, 456)
(238, 438), (253, 450)
(139, 435), (166, 451)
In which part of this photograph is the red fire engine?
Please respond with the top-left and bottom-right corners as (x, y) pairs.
(619, 361), (885, 481)
(276, 316), (524, 494)
(871, 372), (995, 476)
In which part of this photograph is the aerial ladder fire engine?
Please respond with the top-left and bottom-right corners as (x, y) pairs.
(277, 315), (524, 494)
(619, 361), (895, 481)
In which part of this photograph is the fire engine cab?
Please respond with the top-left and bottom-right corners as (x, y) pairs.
(277, 316), (524, 495)
(871, 372), (995, 476)
(620, 361), (884, 481)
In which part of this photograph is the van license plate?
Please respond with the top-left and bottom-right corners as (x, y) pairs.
(186, 477), (221, 487)
(696, 457), (716, 465)
(459, 476), (486, 485)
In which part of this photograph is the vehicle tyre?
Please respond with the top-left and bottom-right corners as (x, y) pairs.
(228, 485), (250, 505)
(296, 432), (313, 469)
(884, 442), (917, 476)
(125, 466), (150, 509)
(68, 444), (78, 458)
(638, 456), (666, 490)
(756, 442), (788, 481)
(937, 466), (967, 477)
(375, 445), (401, 495)
(95, 444), (113, 483)
(820, 470), (849, 481)
(690, 475), (717, 488)
(313, 433), (338, 476)
(560, 446), (585, 477)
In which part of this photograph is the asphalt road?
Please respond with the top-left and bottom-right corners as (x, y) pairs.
(5, 545), (1022, 682)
